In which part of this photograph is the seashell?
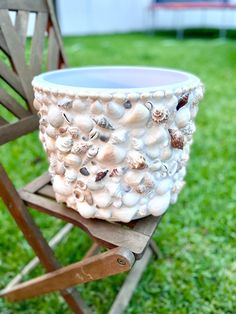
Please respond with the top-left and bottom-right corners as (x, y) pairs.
(149, 159), (162, 171)
(83, 146), (99, 165)
(144, 126), (168, 146)
(62, 112), (73, 124)
(146, 144), (160, 160)
(156, 178), (172, 195)
(122, 192), (140, 207)
(99, 133), (110, 142)
(148, 192), (171, 216)
(123, 100), (132, 109)
(109, 167), (123, 177)
(76, 202), (96, 218)
(160, 147), (172, 161)
(68, 126), (80, 139)
(58, 126), (68, 135)
(140, 197), (148, 205)
(175, 107), (190, 129)
(96, 209), (112, 220)
(144, 101), (153, 111)
(57, 98), (73, 109)
(93, 191), (112, 208)
(123, 184), (131, 193)
(71, 141), (91, 154)
(181, 121), (196, 136)
(106, 102), (125, 119)
(74, 116), (94, 134)
(33, 99), (41, 111)
(132, 138), (144, 151)
(167, 160), (178, 176)
(73, 99), (87, 112)
(139, 205), (148, 217)
(135, 184), (147, 194)
(152, 106), (169, 124)
(89, 129), (100, 140)
(55, 136), (73, 153)
(106, 182), (122, 198)
(165, 95), (178, 111)
(76, 180), (87, 191)
(120, 103), (150, 127)
(64, 154), (82, 168)
(52, 175), (73, 196)
(112, 207), (137, 223)
(176, 94), (189, 111)
(126, 151), (147, 170)
(39, 117), (48, 127)
(110, 129), (128, 144)
(48, 106), (64, 128)
(90, 100), (103, 114)
(65, 168), (77, 183)
(169, 129), (184, 150)
(96, 143), (126, 165)
(95, 170), (108, 182)
(143, 173), (155, 189)
(170, 193), (178, 204)
(124, 170), (144, 186)
(172, 180), (185, 194)
(55, 193), (68, 204)
(79, 167), (90, 176)
(84, 190), (94, 205)
(66, 195), (76, 208)
(74, 189), (85, 202)
(131, 128), (146, 138)
(55, 161), (65, 176)
(87, 179), (105, 191)
(93, 116), (114, 130)
(113, 199), (122, 208)
(44, 136), (56, 153)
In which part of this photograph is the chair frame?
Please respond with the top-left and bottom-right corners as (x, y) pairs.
(0, 1), (162, 313)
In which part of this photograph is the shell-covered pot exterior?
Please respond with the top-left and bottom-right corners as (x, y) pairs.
(33, 69), (204, 222)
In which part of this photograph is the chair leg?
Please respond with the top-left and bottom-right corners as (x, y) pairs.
(0, 247), (135, 302)
(0, 165), (89, 313)
(149, 239), (162, 259)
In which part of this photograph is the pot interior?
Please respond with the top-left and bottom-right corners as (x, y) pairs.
(40, 67), (191, 90)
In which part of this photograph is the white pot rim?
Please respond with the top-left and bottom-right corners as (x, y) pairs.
(32, 66), (201, 95)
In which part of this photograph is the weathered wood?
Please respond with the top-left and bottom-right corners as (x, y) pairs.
(0, 114), (39, 145)
(0, 164), (90, 313)
(0, 0), (48, 12)
(1, 248), (135, 302)
(19, 190), (150, 256)
(84, 242), (100, 259)
(0, 87), (30, 118)
(134, 215), (162, 237)
(37, 184), (55, 198)
(149, 239), (162, 259)
(0, 59), (26, 98)
(0, 116), (8, 125)
(5, 224), (73, 290)
(0, 28), (9, 55)
(30, 12), (48, 75)
(15, 10), (29, 48)
(23, 172), (51, 193)
(47, 26), (59, 70)
(0, 10), (34, 109)
(109, 247), (152, 314)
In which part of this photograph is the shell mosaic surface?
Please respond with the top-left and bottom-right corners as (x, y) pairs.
(33, 81), (204, 222)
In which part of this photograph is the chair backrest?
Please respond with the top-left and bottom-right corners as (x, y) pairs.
(0, 0), (67, 145)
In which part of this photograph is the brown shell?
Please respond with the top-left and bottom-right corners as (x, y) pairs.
(93, 117), (114, 130)
(152, 108), (169, 124)
(177, 94), (189, 111)
(95, 170), (109, 182)
(168, 129), (184, 150)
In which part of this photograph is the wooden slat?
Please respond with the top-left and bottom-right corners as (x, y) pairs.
(0, 114), (39, 145)
(0, 164), (90, 313)
(0, 28), (9, 55)
(1, 248), (134, 302)
(46, 0), (67, 67)
(0, 0), (48, 12)
(109, 247), (152, 314)
(19, 190), (150, 256)
(0, 87), (30, 118)
(133, 215), (162, 237)
(15, 10), (29, 48)
(37, 184), (54, 198)
(0, 60), (26, 98)
(23, 172), (51, 193)
(0, 10), (34, 109)
(30, 12), (48, 75)
(84, 242), (100, 259)
(0, 116), (8, 125)
(47, 26), (59, 70)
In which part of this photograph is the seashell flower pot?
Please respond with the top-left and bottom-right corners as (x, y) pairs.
(32, 66), (204, 222)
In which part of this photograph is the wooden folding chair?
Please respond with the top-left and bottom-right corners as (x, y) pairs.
(0, 1), (162, 312)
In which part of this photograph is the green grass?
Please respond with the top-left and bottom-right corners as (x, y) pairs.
(0, 33), (236, 313)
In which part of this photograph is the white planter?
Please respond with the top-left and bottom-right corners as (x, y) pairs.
(32, 66), (204, 222)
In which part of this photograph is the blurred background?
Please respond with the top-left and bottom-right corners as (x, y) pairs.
(1, 1), (236, 313)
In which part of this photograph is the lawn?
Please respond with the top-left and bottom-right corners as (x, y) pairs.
(0, 33), (236, 314)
